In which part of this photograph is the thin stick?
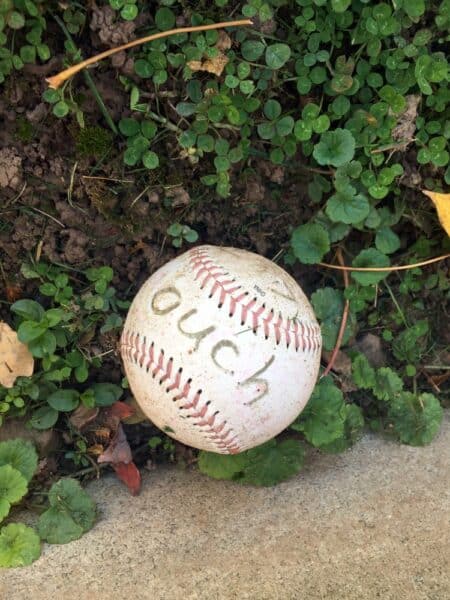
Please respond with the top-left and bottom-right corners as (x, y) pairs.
(419, 368), (441, 394)
(321, 248), (350, 379)
(46, 20), (253, 89)
(82, 175), (134, 183)
(22, 205), (66, 228)
(319, 254), (449, 273)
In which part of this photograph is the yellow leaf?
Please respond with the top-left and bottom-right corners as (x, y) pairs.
(0, 322), (34, 388)
(187, 54), (229, 76)
(187, 31), (231, 77)
(422, 190), (450, 236)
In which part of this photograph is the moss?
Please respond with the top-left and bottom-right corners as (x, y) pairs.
(74, 126), (113, 158)
(15, 117), (34, 143)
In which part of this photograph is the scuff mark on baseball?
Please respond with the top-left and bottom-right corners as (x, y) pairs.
(120, 245), (322, 454)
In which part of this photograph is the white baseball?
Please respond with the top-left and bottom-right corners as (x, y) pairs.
(120, 245), (322, 454)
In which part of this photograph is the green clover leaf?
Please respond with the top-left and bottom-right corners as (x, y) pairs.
(47, 389), (79, 412)
(37, 507), (84, 545)
(326, 186), (370, 225)
(311, 287), (355, 351)
(0, 465), (28, 504)
(0, 439), (38, 483)
(352, 354), (376, 390)
(198, 451), (247, 481)
(0, 523), (40, 567)
(351, 248), (390, 286)
(38, 478), (96, 544)
(387, 393), (443, 446)
(198, 440), (304, 486)
(265, 43), (291, 69)
(372, 367), (403, 401)
(313, 129), (356, 167)
(375, 228), (401, 254)
(239, 440), (304, 486)
(291, 377), (346, 447)
(319, 404), (365, 454)
(291, 223), (330, 264)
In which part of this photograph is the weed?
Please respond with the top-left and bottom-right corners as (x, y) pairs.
(167, 222), (199, 248)
(0, 262), (128, 429)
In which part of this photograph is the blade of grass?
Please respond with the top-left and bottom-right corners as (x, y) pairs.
(52, 13), (118, 135)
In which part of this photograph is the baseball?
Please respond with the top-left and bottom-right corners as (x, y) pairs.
(120, 245), (322, 454)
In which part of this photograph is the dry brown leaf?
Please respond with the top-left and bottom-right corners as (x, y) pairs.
(216, 30), (232, 51)
(187, 54), (229, 76)
(187, 31), (231, 77)
(391, 94), (420, 145)
(422, 190), (450, 236)
(98, 423), (132, 464)
(69, 405), (99, 430)
(0, 322), (34, 388)
(87, 443), (104, 456)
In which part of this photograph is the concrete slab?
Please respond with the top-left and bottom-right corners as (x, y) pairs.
(2, 412), (449, 600)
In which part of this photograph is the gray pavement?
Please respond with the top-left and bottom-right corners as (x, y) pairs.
(1, 412), (449, 600)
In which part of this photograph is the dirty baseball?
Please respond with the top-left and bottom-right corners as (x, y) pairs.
(120, 245), (322, 454)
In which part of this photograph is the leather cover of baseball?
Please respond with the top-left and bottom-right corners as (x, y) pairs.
(120, 245), (321, 454)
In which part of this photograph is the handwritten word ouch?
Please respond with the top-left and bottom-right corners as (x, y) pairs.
(151, 286), (275, 405)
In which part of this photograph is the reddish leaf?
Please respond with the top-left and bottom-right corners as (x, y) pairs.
(6, 283), (22, 303)
(109, 401), (135, 421)
(98, 423), (132, 464)
(112, 462), (141, 496)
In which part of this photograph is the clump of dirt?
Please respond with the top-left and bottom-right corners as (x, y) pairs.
(89, 4), (137, 46)
(0, 147), (23, 190)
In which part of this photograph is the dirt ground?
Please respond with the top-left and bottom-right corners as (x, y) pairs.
(0, 33), (323, 462)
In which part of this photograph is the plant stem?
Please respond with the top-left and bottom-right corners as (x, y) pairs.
(147, 110), (180, 133)
(52, 14), (118, 135)
(384, 280), (408, 328)
(321, 248), (350, 378)
(319, 253), (450, 272)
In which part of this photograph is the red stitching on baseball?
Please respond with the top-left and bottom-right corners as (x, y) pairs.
(189, 248), (321, 352)
(120, 329), (241, 454)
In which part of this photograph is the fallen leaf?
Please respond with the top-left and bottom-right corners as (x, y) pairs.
(0, 322), (34, 388)
(69, 406), (99, 430)
(187, 31), (231, 77)
(112, 462), (141, 496)
(121, 396), (147, 424)
(391, 94), (420, 145)
(109, 401), (135, 421)
(97, 423), (141, 495)
(188, 54), (229, 76)
(216, 30), (232, 51)
(5, 284), (22, 303)
(87, 444), (104, 456)
(98, 423), (132, 465)
(422, 190), (450, 236)
(91, 427), (112, 444)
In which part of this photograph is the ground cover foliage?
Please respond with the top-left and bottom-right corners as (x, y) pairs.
(0, 0), (449, 566)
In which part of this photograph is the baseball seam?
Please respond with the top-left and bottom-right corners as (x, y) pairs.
(121, 329), (241, 454)
(189, 248), (321, 353)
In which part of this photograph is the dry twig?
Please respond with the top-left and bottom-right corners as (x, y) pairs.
(46, 20), (253, 89)
(321, 248), (350, 378)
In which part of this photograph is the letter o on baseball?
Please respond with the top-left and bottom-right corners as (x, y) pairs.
(151, 286), (182, 315)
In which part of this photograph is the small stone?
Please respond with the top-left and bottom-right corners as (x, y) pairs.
(354, 333), (386, 368)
